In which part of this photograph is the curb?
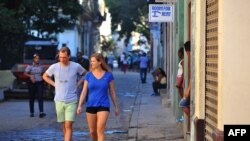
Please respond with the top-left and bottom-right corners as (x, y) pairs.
(128, 93), (141, 140)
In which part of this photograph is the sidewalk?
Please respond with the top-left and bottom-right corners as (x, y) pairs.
(128, 75), (184, 141)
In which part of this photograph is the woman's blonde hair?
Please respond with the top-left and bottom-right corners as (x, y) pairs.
(90, 53), (111, 72)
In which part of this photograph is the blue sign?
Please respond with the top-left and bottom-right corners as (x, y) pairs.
(149, 4), (174, 22)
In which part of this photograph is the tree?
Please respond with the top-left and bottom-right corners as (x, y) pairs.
(0, 2), (26, 69)
(104, 0), (149, 43)
(0, 0), (84, 68)
(100, 35), (116, 52)
(17, 0), (83, 37)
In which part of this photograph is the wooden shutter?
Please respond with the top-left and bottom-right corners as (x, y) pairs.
(205, 0), (218, 140)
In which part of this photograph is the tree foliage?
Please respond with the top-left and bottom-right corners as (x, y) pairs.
(0, 0), (83, 69)
(100, 35), (116, 52)
(0, 2), (26, 69)
(17, 0), (83, 37)
(104, 0), (149, 42)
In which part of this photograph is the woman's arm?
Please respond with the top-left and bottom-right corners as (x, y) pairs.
(109, 80), (119, 116)
(24, 71), (36, 83)
(181, 59), (184, 78)
(24, 72), (32, 78)
(77, 80), (88, 115)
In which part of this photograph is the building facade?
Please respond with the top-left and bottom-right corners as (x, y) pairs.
(154, 0), (250, 140)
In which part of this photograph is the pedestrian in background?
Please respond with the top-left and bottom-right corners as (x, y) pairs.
(122, 56), (128, 73)
(151, 67), (167, 96)
(76, 51), (90, 99)
(107, 52), (115, 70)
(24, 53), (46, 118)
(147, 51), (151, 72)
(43, 46), (86, 141)
(77, 53), (119, 141)
(139, 52), (149, 83)
(119, 52), (125, 70)
(77, 51), (90, 71)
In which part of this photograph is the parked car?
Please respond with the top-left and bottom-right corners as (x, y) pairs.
(10, 40), (58, 99)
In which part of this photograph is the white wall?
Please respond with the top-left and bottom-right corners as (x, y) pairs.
(219, 0), (250, 129)
(58, 28), (79, 57)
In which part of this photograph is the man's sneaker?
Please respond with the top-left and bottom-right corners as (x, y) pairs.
(151, 93), (160, 96)
(176, 116), (184, 123)
(155, 93), (160, 96)
(179, 97), (190, 107)
(39, 113), (46, 118)
(30, 113), (34, 117)
(151, 93), (156, 96)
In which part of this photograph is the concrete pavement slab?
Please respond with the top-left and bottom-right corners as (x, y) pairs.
(128, 74), (184, 141)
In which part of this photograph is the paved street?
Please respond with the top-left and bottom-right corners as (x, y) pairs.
(0, 71), (183, 141)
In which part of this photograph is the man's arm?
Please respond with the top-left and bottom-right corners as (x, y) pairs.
(42, 72), (55, 87)
(77, 78), (84, 88)
(76, 64), (87, 87)
(77, 70), (87, 87)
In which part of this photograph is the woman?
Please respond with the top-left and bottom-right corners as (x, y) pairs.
(24, 53), (46, 118)
(176, 47), (184, 97)
(77, 53), (119, 141)
(151, 67), (167, 96)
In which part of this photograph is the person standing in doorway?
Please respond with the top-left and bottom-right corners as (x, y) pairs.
(175, 47), (185, 122)
(139, 52), (149, 83)
(176, 47), (184, 97)
(24, 53), (46, 118)
(43, 46), (86, 141)
(179, 41), (191, 115)
(77, 53), (119, 141)
(179, 41), (191, 132)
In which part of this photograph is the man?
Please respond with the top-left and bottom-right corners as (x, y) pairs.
(139, 52), (149, 83)
(76, 51), (89, 98)
(76, 51), (89, 71)
(107, 52), (115, 70)
(43, 46), (86, 141)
